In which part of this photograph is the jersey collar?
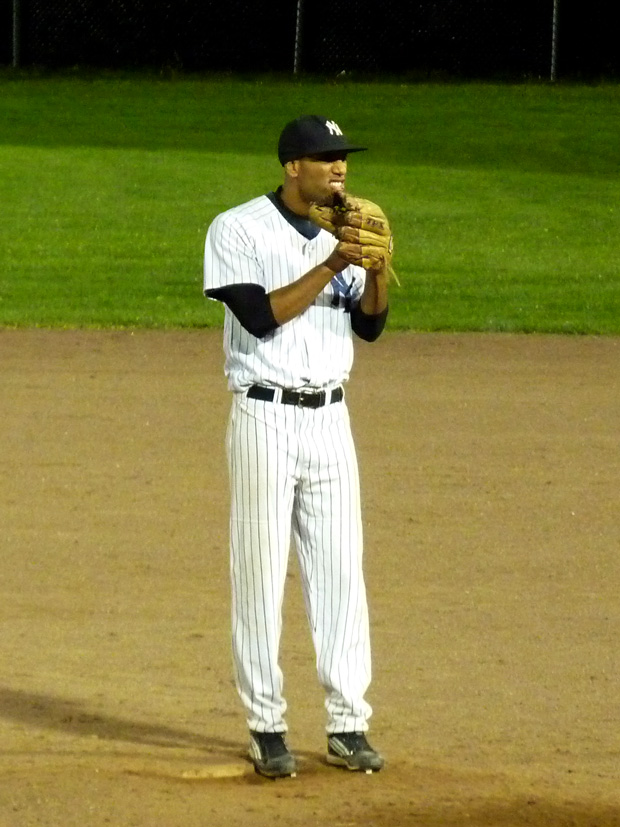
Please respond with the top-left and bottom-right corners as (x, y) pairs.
(267, 187), (321, 241)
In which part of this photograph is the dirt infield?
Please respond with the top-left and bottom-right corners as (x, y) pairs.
(1, 329), (618, 827)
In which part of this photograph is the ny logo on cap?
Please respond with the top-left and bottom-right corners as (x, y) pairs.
(325, 120), (343, 136)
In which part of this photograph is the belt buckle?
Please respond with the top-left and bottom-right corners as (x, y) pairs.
(297, 389), (321, 408)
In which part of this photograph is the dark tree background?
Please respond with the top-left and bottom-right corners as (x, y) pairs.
(1, 0), (617, 79)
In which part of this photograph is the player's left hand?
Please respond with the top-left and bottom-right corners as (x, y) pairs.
(310, 193), (398, 282)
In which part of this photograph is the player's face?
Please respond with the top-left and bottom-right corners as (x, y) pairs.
(295, 153), (348, 207)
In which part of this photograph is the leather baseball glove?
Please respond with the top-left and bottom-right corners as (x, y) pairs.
(310, 194), (398, 282)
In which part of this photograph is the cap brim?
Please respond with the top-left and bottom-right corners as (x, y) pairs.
(311, 145), (367, 157)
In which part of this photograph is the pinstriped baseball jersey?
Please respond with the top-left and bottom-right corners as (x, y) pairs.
(204, 194), (366, 392)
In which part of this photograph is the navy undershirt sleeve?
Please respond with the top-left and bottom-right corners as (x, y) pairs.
(205, 284), (279, 339)
(206, 283), (388, 342)
(351, 302), (389, 342)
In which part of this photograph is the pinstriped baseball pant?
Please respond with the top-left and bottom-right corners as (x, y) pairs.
(226, 390), (373, 734)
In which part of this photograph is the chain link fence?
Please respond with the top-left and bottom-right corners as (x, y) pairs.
(2, 0), (618, 79)
(5, 0), (296, 72)
(299, 0), (553, 78)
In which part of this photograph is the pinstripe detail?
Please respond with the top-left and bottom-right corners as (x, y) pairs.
(227, 393), (371, 733)
(204, 195), (365, 392)
(207, 191), (374, 736)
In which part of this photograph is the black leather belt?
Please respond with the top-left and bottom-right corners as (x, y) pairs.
(247, 385), (343, 409)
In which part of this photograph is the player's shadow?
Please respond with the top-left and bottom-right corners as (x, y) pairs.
(0, 686), (239, 756)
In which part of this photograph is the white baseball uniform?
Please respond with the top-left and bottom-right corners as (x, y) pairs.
(204, 192), (374, 735)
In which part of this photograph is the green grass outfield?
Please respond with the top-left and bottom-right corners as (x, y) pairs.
(0, 73), (618, 332)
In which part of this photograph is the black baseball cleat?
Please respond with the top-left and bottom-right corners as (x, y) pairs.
(326, 732), (385, 773)
(248, 731), (298, 778)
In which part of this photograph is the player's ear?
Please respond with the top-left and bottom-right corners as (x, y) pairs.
(284, 160), (300, 178)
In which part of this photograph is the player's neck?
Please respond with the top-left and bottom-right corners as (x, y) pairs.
(280, 183), (310, 218)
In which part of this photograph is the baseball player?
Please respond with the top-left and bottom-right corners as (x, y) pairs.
(203, 115), (392, 778)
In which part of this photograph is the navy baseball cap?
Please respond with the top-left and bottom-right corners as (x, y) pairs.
(278, 115), (367, 165)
